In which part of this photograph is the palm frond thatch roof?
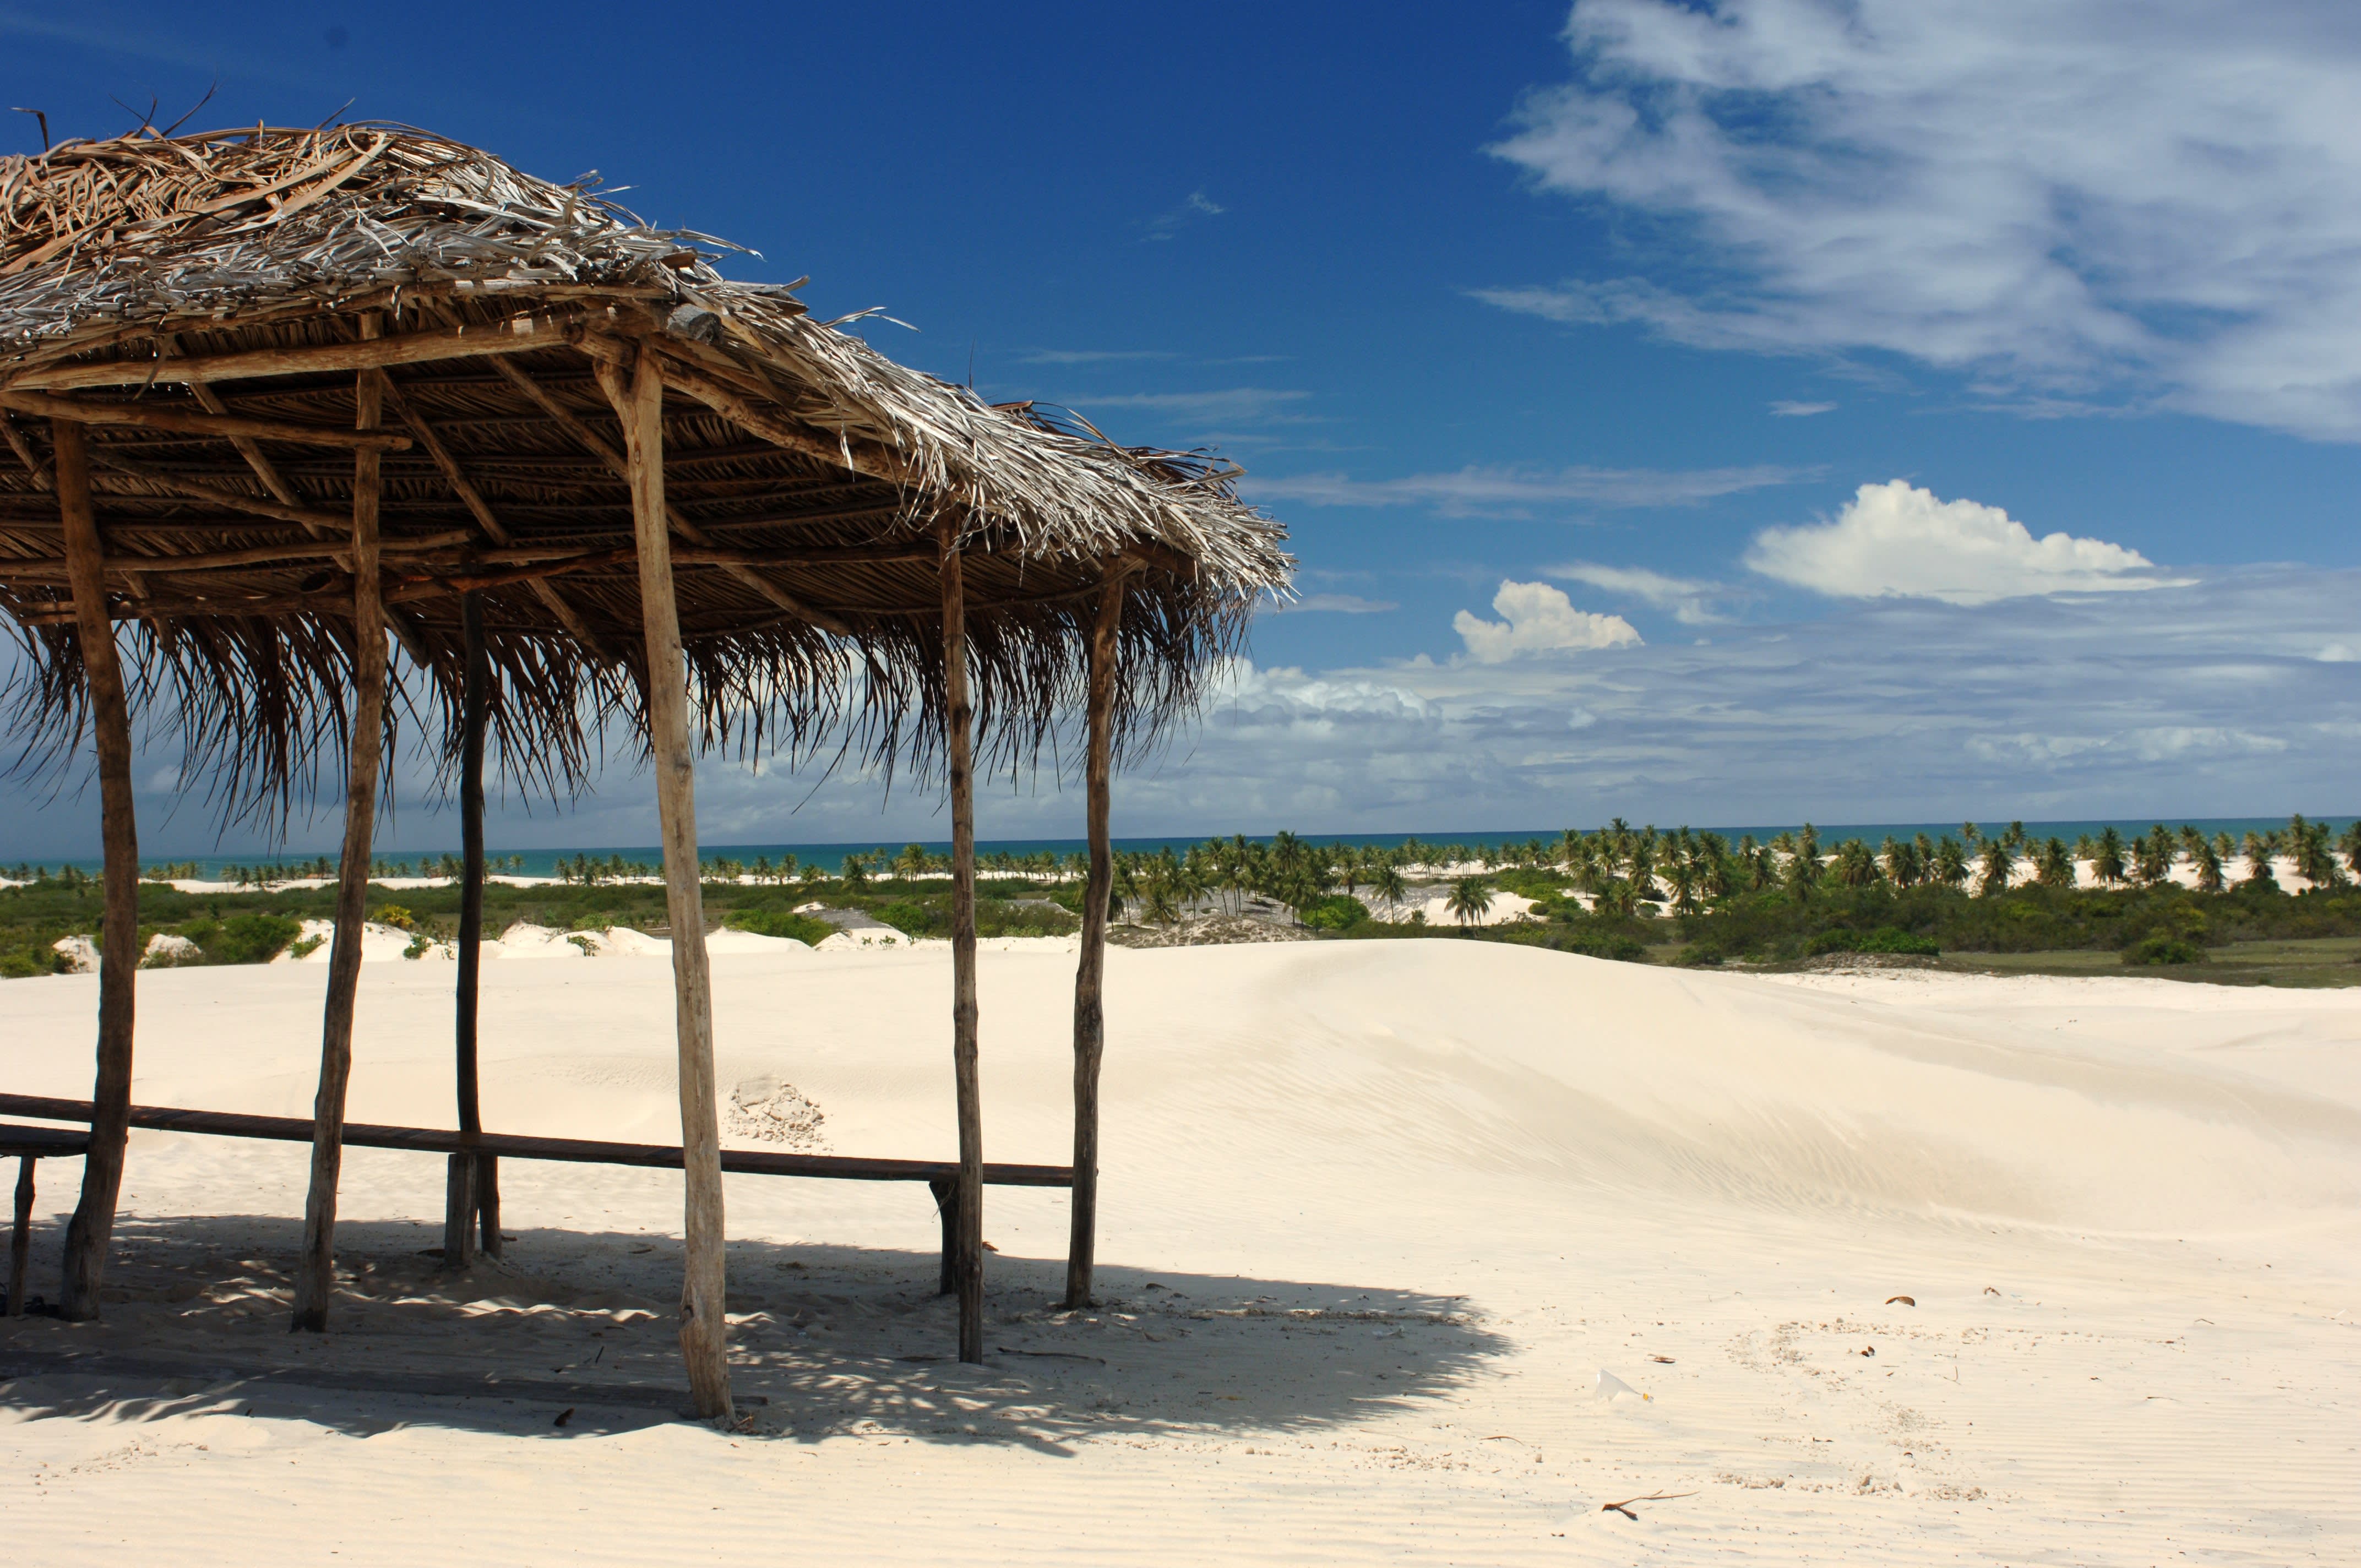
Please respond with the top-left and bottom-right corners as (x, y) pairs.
(0, 123), (1292, 821)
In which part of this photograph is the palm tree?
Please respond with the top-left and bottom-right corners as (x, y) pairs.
(2036, 837), (2075, 889)
(894, 843), (931, 883)
(1961, 821), (1981, 846)
(2092, 826), (2127, 886)
(1835, 838), (1882, 889)
(1785, 824), (1822, 897)
(2340, 819), (2361, 880)
(1699, 832), (1736, 899)
(1973, 839), (2014, 897)
(1371, 863), (1409, 919)
(2185, 832), (2226, 894)
(1662, 856), (1700, 915)
(2242, 830), (2281, 888)
(2289, 814), (2346, 889)
(1446, 874), (1495, 931)
(1933, 836), (1969, 888)
(839, 852), (871, 890)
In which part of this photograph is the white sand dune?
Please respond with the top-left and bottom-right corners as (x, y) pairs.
(2, 942), (2355, 1563)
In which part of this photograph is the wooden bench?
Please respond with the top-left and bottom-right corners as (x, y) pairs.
(0, 1093), (1067, 1300)
(2, 1123), (92, 1317)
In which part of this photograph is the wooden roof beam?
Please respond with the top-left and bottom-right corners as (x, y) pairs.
(4, 315), (577, 393)
(0, 389), (412, 451)
(379, 376), (620, 663)
(499, 353), (853, 638)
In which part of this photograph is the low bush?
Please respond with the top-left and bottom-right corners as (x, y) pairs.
(180, 913), (303, 965)
(1298, 894), (1371, 931)
(2123, 934), (2206, 966)
(725, 908), (838, 946)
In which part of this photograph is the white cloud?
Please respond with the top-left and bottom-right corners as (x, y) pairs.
(1270, 593), (1399, 614)
(1020, 349), (1176, 365)
(1246, 462), (1803, 514)
(1488, 1), (2361, 441)
(1454, 580), (1642, 662)
(1080, 388), (1309, 424)
(1145, 190), (1225, 240)
(1549, 559), (1729, 623)
(2317, 643), (2359, 663)
(1744, 480), (2181, 604)
(1769, 400), (1836, 417)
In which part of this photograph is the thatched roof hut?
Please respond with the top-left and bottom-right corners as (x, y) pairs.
(0, 122), (1291, 1414)
(0, 123), (1289, 810)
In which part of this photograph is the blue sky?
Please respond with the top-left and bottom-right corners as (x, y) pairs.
(4, 1), (2358, 854)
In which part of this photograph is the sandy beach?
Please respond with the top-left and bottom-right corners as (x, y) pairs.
(2, 940), (2355, 1564)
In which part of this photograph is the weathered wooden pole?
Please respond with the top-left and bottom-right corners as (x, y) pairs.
(939, 523), (985, 1363)
(443, 591), (487, 1269)
(292, 340), (388, 1333)
(1063, 579), (1121, 1310)
(51, 416), (139, 1322)
(601, 346), (732, 1419)
(9, 1157), (34, 1316)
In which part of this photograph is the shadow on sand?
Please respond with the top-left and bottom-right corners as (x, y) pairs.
(1, 1213), (1508, 1454)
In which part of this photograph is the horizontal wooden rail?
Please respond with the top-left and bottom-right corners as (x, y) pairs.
(0, 1094), (1071, 1188)
(5, 317), (574, 393)
(0, 390), (413, 451)
(0, 1123), (91, 1157)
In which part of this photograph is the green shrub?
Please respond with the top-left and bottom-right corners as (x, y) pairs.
(1804, 925), (1939, 958)
(725, 909), (837, 946)
(1560, 932), (1649, 963)
(0, 945), (68, 979)
(1857, 927), (1941, 956)
(377, 904), (417, 932)
(177, 913), (304, 965)
(1298, 894), (1371, 931)
(2123, 934), (2205, 966)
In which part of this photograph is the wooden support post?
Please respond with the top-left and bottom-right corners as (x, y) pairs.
(51, 417), (139, 1322)
(940, 527), (985, 1364)
(928, 1177), (958, 1297)
(1064, 581), (1122, 1310)
(8, 1157), (32, 1317)
(601, 350), (732, 1420)
(443, 591), (487, 1270)
(292, 339), (388, 1334)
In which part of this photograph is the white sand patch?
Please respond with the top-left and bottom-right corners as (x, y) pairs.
(1410, 889), (1537, 927)
(0, 946), (2354, 1562)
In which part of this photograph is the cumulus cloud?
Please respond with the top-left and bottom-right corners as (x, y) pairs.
(1454, 580), (1642, 662)
(1744, 480), (2181, 604)
(1247, 462), (1803, 514)
(1487, 1), (2361, 440)
(1549, 559), (1729, 624)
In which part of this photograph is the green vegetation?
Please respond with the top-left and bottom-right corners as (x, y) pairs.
(8, 815), (2356, 986)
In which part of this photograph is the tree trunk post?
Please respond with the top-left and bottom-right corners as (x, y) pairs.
(9, 1157), (34, 1317)
(293, 339), (388, 1333)
(443, 591), (487, 1269)
(51, 416), (139, 1322)
(939, 525), (985, 1363)
(1064, 579), (1121, 1309)
(602, 347), (732, 1420)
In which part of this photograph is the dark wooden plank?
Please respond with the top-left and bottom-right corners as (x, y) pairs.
(0, 1094), (1072, 1185)
(0, 1124), (93, 1156)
